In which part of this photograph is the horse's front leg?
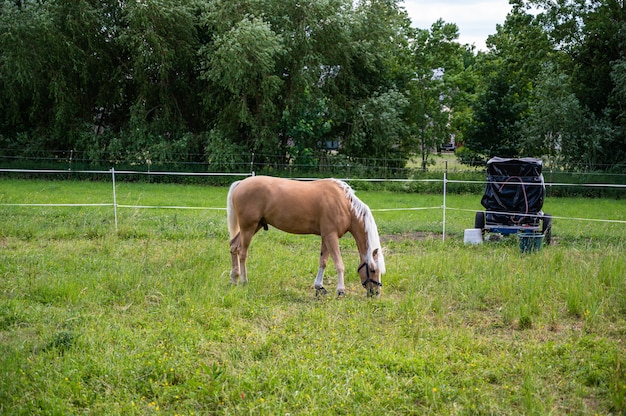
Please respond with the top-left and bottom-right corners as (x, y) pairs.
(324, 235), (345, 297)
(314, 240), (329, 296)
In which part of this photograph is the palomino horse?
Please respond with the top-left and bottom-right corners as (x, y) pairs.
(227, 176), (386, 297)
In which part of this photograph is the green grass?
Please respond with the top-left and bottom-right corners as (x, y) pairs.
(0, 178), (625, 415)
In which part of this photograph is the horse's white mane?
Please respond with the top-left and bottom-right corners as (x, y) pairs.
(332, 179), (386, 274)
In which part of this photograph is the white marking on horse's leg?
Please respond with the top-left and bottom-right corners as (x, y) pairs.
(314, 240), (329, 290)
(314, 267), (325, 289)
(238, 230), (253, 285)
(336, 270), (346, 297)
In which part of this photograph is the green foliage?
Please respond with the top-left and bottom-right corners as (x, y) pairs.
(463, 0), (626, 171)
(0, 0), (423, 172)
(465, 4), (551, 159)
(530, 0), (626, 170)
(199, 15), (285, 154)
(204, 129), (250, 173)
(0, 0), (93, 144)
(281, 90), (332, 159)
(518, 64), (581, 159)
(408, 19), (470, 171)
(348, 89), (409, 163)
(121, 0), (200, 125)
(2, 0), (625, 174)
(454, 145), (486, 168)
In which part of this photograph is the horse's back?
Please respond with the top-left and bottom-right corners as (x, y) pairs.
(230, 176), (350, 235)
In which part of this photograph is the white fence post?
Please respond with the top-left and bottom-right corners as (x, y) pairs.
(111, 168), (118, 232)
(442, 161), (447, 242)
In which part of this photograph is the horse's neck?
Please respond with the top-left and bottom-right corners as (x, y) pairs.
(350, 217), (369, 261)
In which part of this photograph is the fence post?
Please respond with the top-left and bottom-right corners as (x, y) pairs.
(442, 161), (447, 242)
(111, 168), (118, 232)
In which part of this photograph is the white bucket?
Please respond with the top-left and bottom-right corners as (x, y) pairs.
(464, 228), (483, 245)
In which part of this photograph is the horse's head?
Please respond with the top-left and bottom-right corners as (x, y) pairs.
(358, 248), (382, 297)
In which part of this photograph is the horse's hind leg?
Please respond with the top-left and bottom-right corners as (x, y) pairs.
(237, 229), (256, 285)
(230, 223), (261, 286)
(314, 240), (330, 296)
(229, 232), (241, 284)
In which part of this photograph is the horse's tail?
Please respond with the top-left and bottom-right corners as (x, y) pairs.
(227, 180), (241, 240)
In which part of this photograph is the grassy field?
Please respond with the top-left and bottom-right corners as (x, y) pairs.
(0, 178), (625, 415)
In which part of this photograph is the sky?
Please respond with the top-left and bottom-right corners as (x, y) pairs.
(401, 0), (514, 51)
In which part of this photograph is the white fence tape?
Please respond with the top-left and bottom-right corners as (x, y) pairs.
(1, 168), (624, 237)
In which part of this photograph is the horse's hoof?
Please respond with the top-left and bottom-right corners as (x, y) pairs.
(315, 287), (328, 297)
(336, 290), (345, 298)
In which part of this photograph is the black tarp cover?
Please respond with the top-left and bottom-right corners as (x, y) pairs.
(480, 157), (545, 226)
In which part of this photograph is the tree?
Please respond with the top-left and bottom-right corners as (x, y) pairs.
(199, 15), (286, 158)
(0, 0), (495, 174)
(518, 63), (585, 165)
(518, 0), (626, 170)
(280, 90), (332, 169)
(0, 0), (100, 148)
(463, 3), (552, 160)
(407, 19), (468, 171)
(571, 0), (626, 169)
(350, 88), (409, 166)
(262, 0), (353, 163)
(0, 0), (206, 164)
(326, 0), (414, 165)
(121, 0), (200, 127)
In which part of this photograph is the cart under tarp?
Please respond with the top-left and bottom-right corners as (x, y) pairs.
(480, 157), (545, 227)
(475, 157), (552, 244)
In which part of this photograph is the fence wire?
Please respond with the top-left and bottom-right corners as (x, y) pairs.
(1, 169), (625, 237)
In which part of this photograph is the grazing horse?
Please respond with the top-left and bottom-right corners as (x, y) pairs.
(227, 176), (386, 297)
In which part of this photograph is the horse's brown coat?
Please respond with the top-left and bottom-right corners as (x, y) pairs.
(227, 176), (384, 296)
(231, 176), (351, 235)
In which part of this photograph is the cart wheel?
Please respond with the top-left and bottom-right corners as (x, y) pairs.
(474, 211), (485, 230)
(542, 214), (552, 245)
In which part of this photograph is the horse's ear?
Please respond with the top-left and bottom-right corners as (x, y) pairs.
(372, 248), (379, 259)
